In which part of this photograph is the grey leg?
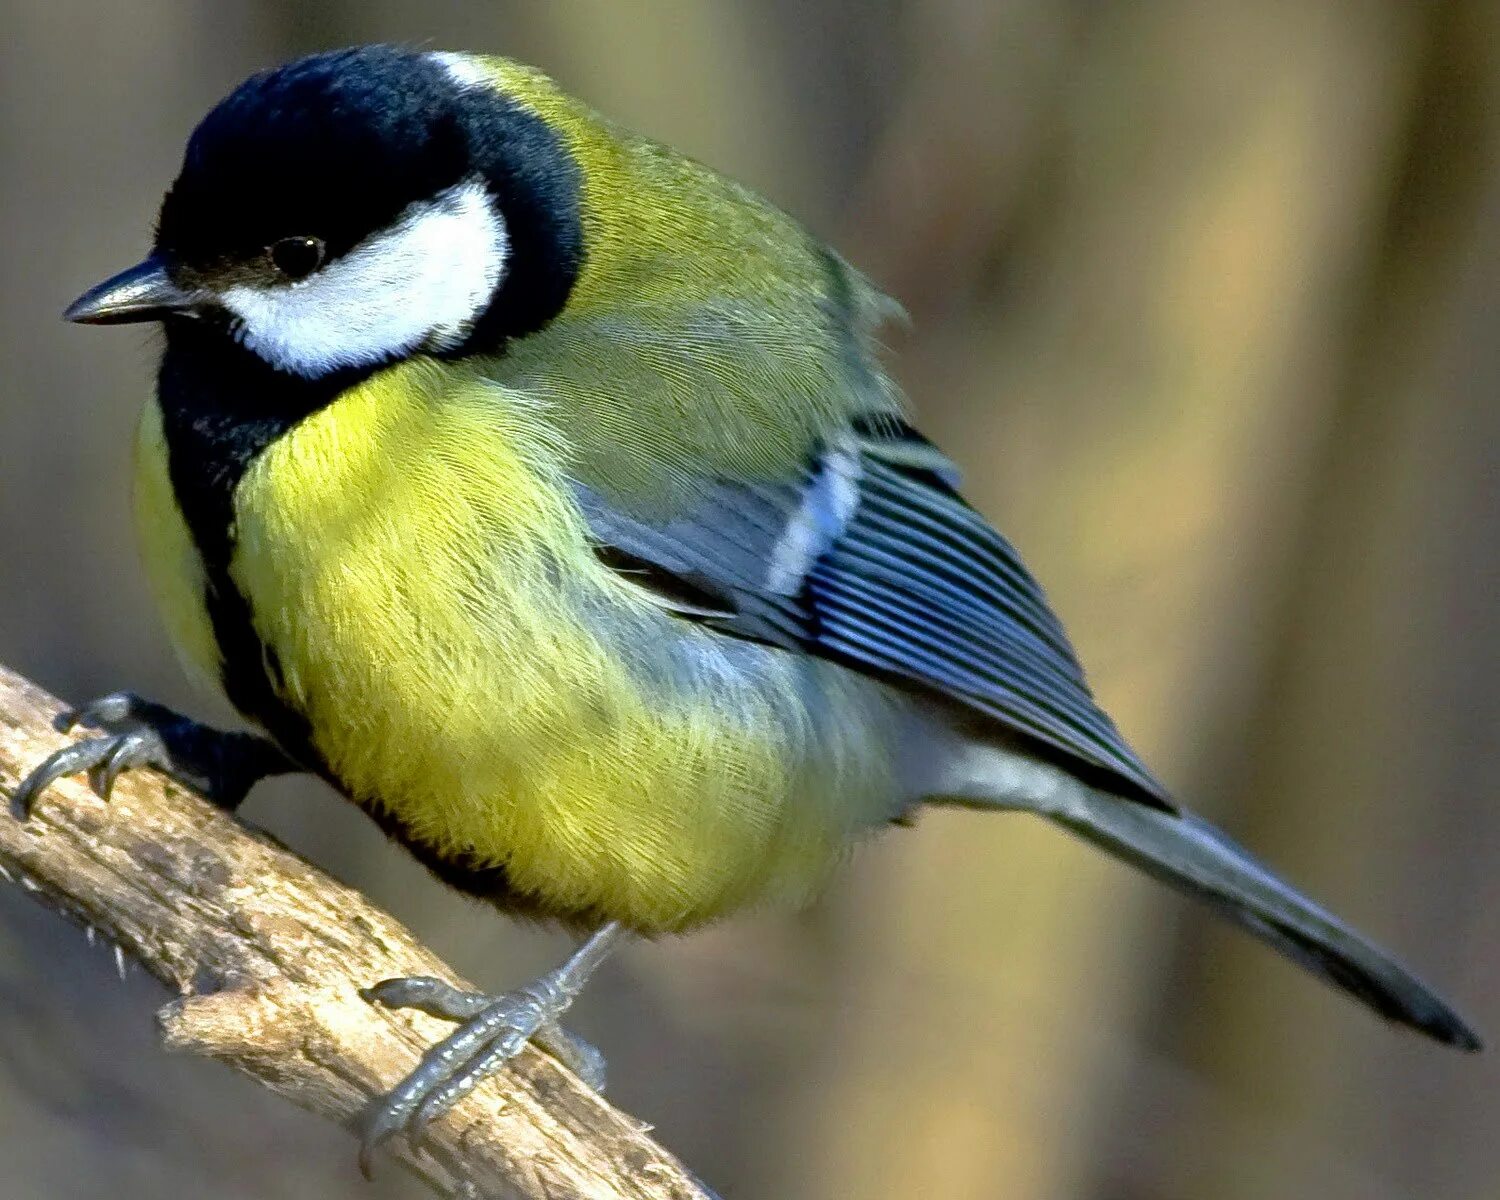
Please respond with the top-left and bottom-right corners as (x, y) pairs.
(11, 691), (299, 818)
(359, 922), (624, 1176)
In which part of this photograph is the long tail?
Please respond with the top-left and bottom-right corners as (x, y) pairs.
(1036, 785), (1480, 1049)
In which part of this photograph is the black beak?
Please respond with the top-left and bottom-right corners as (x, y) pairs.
(63, 256), (196, 325)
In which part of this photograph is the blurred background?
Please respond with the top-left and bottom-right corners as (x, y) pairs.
(1, 2), (1496, 1197)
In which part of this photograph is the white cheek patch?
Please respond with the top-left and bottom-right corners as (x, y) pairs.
(221, 179), (508, 378)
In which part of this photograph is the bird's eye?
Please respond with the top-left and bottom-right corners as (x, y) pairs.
(268, 236), (326, 281)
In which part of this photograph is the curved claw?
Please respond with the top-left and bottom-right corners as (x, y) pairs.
(357, 1104), (407, 1181)
(12, 736), (120, 819)
(97, 729), (157, 801)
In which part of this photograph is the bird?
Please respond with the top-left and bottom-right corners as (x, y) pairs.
(15, 44), (1479, 1171)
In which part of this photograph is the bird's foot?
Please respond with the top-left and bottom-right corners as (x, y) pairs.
(357, 922), (622, 1176)
(358, 975), (605, 1175)
(11, 691), (295, 818)
(13, 692), (177, 817)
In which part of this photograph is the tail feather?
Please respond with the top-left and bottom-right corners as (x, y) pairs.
(1045, 787), (1481, 1050)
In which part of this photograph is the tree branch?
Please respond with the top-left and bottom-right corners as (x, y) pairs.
(0, 662), (717, 1200)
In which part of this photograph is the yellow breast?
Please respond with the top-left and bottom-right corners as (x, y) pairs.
(212, 360), (896, 930)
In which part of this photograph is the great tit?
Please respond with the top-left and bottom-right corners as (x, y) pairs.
(17, 45), (1479, 1169)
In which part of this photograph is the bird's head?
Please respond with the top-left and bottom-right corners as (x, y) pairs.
(66, 46), (584, 379)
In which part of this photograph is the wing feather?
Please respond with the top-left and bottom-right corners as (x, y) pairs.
(575, 421), (1170, 805)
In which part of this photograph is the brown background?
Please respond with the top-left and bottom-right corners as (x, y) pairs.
(0, 3), (1495, 1197)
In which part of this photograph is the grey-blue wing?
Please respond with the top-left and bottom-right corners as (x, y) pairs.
(574, 419), (1171, 807)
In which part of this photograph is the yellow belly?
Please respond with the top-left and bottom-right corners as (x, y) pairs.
(182, 361), (900, 930)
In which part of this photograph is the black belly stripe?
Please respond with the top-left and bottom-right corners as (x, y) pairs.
(156, 326), (348, 768)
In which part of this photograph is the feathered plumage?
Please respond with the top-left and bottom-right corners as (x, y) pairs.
(41, 46), (1476, 1060)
